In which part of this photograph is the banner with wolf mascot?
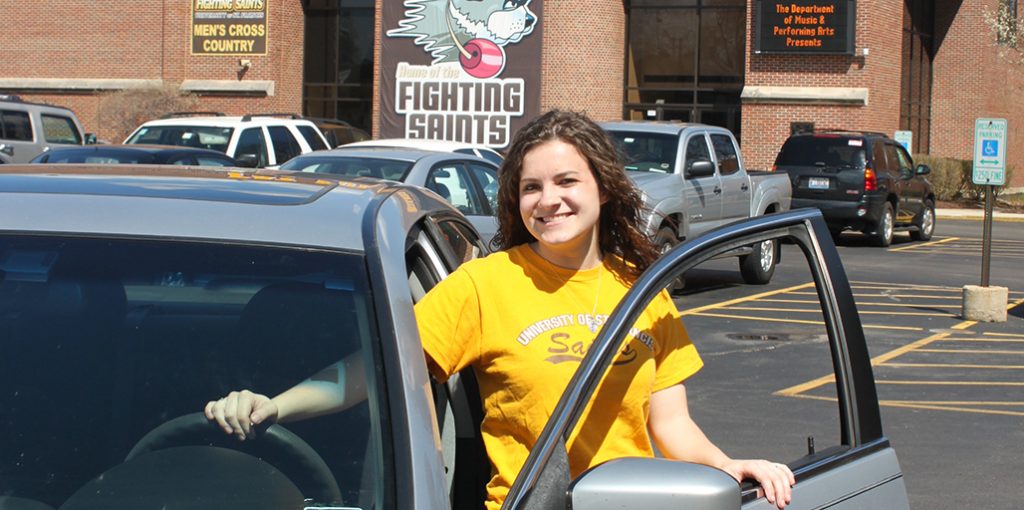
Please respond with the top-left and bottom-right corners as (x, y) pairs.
(380, 0), (543, 149)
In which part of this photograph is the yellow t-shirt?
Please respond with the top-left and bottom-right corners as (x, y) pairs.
(414, 244), (703, 510)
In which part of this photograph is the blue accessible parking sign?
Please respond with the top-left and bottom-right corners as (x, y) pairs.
(973, 118), (1007, 186)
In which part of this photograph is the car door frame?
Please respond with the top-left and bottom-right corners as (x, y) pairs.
(681, 130), (724, 239)
(502, 208), (908, 510)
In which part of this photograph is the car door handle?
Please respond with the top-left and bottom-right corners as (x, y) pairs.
(713, 186), (722, 195)
(740, 183), (749, 191)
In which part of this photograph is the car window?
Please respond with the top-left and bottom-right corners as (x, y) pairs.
(297, 125), (329, 151)
(776, 136), (867, 171)
(169, 155), (196, 165)
(606, 131), (678, 173)
(709, 133), (740, 175)
(41, 114), (82, 144)
(195, 155), (237, 167)
(126, 126), (233, 153)
(280, 156), (412, 180)
(268, 126), (303, 164)
(684, 134), (713, 172)
(0, 110), (32, 141)
(870, 139), (889, 172)
(435, 218), (483, 267)
(427, 163), (483, 216)
(0, 235), (385, 509)
(235, 127), (269, 168)
(468, 163), (499, 213)
(892, 144), (914, 174)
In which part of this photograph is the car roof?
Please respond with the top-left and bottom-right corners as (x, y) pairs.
(135, 116), (317, 128)
(341, 138), (495, 152)
(41, 144), (230, 156)
(0, 165), (453, 251)
(600, 121), (728, 136)
(311, 147), (493, 165)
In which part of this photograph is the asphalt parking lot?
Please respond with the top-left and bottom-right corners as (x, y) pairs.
(673, 217), (1023, 510)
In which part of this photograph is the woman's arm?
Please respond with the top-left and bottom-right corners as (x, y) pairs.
(648, 383), (794, 509)
(204, 353), (367, 440)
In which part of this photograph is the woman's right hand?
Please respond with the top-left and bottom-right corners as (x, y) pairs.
(204, 389), (278, 441)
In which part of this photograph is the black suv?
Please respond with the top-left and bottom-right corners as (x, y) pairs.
(774, 130), (935, 246)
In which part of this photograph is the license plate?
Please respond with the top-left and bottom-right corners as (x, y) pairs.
(808, 177), (830, 189)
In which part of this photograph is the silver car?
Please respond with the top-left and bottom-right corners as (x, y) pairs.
(0, 165), (908, 510)
(279, 148), (500, 246)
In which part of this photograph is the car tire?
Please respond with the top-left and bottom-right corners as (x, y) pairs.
(655, 227), (685, 294)
(910, 199), (935, 241)
(870, 203), (894, 247)
(740, 239), (777, 285)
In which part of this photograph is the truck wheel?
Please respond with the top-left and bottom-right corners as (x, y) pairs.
(740, 239), (776, 285)
(910, 200), (935, 241)
(870, 203), (894, 247)
(655, 227), (685, 294)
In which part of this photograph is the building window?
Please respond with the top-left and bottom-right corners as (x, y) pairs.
(900, 0), (933, 154)
(303, 0), (375, 132)
(624, 0), (745, 137)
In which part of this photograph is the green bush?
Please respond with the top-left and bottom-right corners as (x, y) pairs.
(913, 154), (967, 201)
(913, 154), (1015, 202)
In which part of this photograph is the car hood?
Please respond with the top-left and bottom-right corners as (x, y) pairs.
(627, 171), (679, 202)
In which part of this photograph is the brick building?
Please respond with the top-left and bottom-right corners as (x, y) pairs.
(2, 1), (1021, 186)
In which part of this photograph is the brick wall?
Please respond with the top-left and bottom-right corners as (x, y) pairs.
(741, 0), (904, 171)
(0, 1), (305, 143)
(932, 0), (1024, 187)
(538, 1), (624, 121)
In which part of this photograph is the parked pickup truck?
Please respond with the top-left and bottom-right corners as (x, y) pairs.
(601, 121), (792, 285)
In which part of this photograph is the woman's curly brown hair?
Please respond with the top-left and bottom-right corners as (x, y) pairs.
(491, 110), (659, 277)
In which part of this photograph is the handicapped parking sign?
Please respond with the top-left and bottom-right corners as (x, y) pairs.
(982, 140), (998, 157)
(973, 118), (1007, 186)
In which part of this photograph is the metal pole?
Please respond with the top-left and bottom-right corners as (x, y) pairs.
(981, 185), (994, 287)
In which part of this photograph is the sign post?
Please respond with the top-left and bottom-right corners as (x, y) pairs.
(972, 118), (1007, 287)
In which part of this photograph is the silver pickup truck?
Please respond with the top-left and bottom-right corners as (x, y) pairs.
(602, 121), (792, 286)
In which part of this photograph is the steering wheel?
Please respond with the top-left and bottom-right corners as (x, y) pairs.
(125, 412), (343, 504)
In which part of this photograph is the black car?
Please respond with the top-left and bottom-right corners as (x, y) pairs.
(773, 131), (935, 246)
(30, 144), (243, 167)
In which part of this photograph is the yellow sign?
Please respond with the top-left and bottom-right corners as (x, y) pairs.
(191, 0), (268, 55)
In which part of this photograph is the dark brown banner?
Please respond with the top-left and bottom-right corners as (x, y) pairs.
(754, 1), (855, 55)
(191, 0), (268, 55)
(380, 0), (544, 149)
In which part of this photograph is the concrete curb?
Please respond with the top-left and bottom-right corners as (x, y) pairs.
(936, 209), (1024, 222)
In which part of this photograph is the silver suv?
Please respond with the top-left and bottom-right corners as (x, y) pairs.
(0, 95), (90, 164)
(124, 112), (330, 168)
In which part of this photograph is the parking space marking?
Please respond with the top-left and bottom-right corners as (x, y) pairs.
(777, 296), (1024, 416)
(889, 236), (958, 252)
(890, 236), (1024, 257)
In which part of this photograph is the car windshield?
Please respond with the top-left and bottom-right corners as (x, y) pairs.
(280, 155), (413, 181)
(0, 235), (386, 509)
(126, 125), (234, 153)
(605, 131), (678, 173)
(38, 150), (155, 164)
(775, 136), (867, 170)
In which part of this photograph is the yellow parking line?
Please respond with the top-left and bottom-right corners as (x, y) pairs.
(724, 306), (950, 317)
(690, 312), (924, 331)
(940, 337), (1024, 343)
(889, 237), (958, 252)
(678, 282), (815, 316)
(914, 348), (1024, 355)
(879, 401), (1024, 417)
(983, 332), (1024, 338)
(790, 291), (962, 299)
(761, 298), (960, 309)
(879, 362), (1024, 369)
(877, 380), (1024, 386)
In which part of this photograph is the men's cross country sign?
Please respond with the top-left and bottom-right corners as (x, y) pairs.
(192, 0), (268, 56)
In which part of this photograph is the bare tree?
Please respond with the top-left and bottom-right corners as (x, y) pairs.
(984, 1), (1024, 65)
(97, 83), (197, 142)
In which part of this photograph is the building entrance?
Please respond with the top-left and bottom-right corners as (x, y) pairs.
(624, 0), (746, 138)
(303, 0), (375, 132)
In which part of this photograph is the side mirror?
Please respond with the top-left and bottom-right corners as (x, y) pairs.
(0, 143), (13, 156)
(235, 153), (261, 168)
(570, 458), (741, 510)
(84, 133), (97, 145)
(915, 164), (931, 175)
(686, 160), (715, 179)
